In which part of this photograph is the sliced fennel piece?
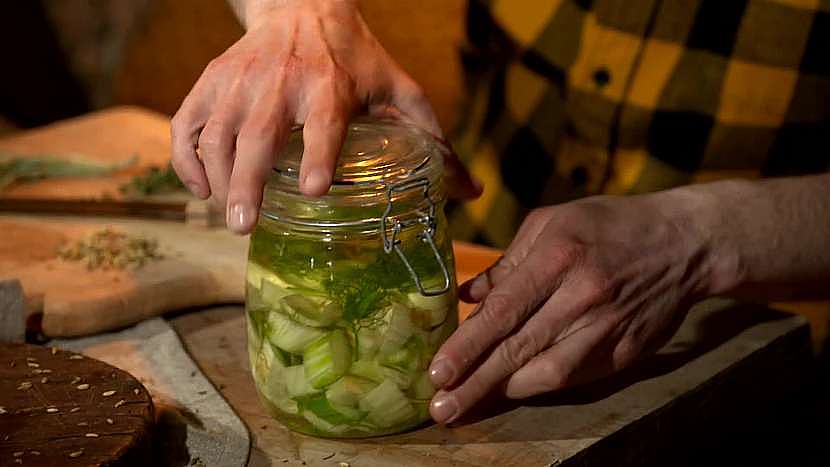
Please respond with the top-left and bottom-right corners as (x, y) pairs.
(325, 375), (378, 407)
(303, 329), (353, 389)
(408, 291), (452, 328)
(282, 294), (342, 327)
(349, 359), (385, 383)
(266, 311), (325, 353)
(382, 366), (415, 390)
(379, 303), (415, 356)
(359, 380), (417, 428)
(284, 364), (320, 398)
(356, 327), (381, 359)
(411, 371), (436, 400)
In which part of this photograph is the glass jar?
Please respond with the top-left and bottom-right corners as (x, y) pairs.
(245, 119), (458, 438)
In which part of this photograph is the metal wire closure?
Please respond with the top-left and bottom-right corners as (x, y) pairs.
(380, 177), (450, 297)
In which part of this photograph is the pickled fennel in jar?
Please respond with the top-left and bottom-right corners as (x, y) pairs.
(245, 120), (458, 438)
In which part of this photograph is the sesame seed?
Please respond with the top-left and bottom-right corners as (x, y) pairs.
(69, 449), (84, 458)
(85, 433), (99, 438)
(106, 418), (114, 425)
(69, 355), (84, 360)
(76, 384), (90, 390)
(133, 388), (140, 395)
(77, 422), (88, 427)
(30, 451), (40, 456)
(14, 459), (22, 464)
(101, 390), (116, 397)
(51, 347), (58, 355)
(13, 451), (23, 457)
(40, 377), (48, 384)
(17, 382), (32, 390)
(71, 377), (81, 385)
(26, 357), (36, 362)
(39, 369), (52, 374)
(114, 399), (126, 408)
(0, 407), (7, 414)
(70, 407), (81, 413)
(46, 407), (59, 413)
(27, 362), (40, 368)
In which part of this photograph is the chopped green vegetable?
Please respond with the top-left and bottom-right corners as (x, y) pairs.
(119, 162), (185, 196)
(266, 312), (325, 354)
(326, 376), (377, 407)
(304, 330), (352, 388)
(359, 380), (417, 428)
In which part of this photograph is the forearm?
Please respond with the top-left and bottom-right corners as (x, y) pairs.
(226, 0), (355, 29)
(670, 173), (830, 301)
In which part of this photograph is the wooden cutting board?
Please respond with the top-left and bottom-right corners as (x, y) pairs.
(0, 215), (247, 337)
(172, 301), (813, 467)
(0, 214), (497, 337)
(0, 107), (179, 202)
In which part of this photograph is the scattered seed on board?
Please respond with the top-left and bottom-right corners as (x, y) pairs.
(114, 399), (125, 408)
(69, 449), (84, 458)
(46, 407), (59, 413)
(102, 390), (116, 397)
(70, 407), (81, 413)
(69, 355), (84, 360)
(17, 382), (32, 390)
(41, 377), (48, 384)
(71, 377), (81, 385)
(85, 433), (99, 438)
(106, 418), (114, 425)
(76, 384), (90, 390)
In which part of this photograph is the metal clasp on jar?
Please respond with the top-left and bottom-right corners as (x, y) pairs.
(380, 178), (451, 297)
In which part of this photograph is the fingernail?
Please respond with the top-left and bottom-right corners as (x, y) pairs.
(227, 203), (249, 233)
(430, 394), (459, 424)
(187, 182), (207, 199)
(429, 356), (456, 388)
(302, 170), (330, 196)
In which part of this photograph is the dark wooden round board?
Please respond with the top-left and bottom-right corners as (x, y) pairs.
(0, 343), (154, 466)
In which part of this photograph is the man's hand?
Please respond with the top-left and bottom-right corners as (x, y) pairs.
(172, 0), (479, 234)
(428, 192), (716, 423)
(428, 173), (830, 424)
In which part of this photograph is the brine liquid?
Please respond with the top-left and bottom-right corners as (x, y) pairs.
(245, 218), (457, 438)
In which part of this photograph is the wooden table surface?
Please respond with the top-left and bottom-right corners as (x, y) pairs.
(171, 300), (812, 467)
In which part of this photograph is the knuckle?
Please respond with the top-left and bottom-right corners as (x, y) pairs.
(500, 332), (543, 371)
(537, 359), (571, 391)
(613, 337), (644, 370)
(478, 292), (514, 324)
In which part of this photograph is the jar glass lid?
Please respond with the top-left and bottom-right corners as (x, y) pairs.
(261, 118), (445, 231)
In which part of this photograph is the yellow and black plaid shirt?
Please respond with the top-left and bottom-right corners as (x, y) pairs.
(448, 0), (830, 248)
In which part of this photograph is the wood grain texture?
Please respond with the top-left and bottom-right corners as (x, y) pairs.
(173, 301), (812, 466)
(0, 215), (247, 337)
